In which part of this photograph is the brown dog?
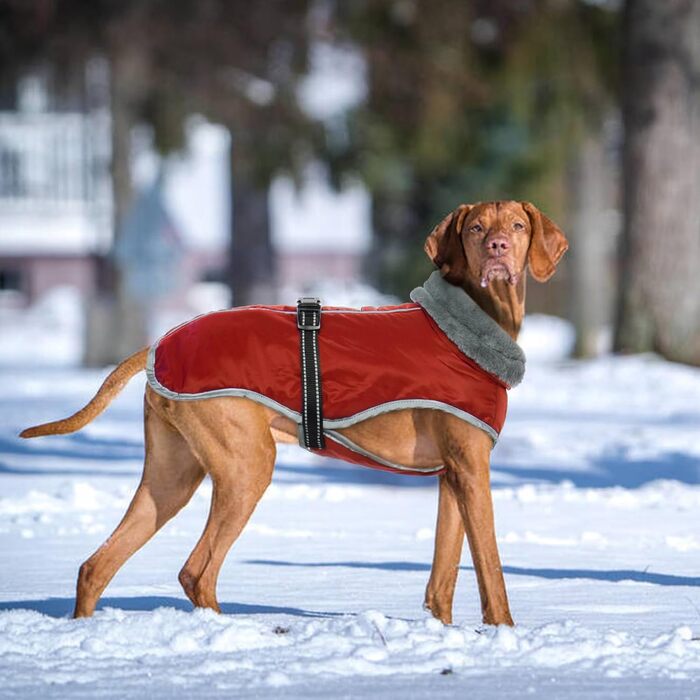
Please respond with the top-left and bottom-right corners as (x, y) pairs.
(20, 201), (567, 626)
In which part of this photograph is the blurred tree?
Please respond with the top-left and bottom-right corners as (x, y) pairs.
(325, 0), (619, 340)
(500, 2), (619, 356)
(1, 0), (629, 362)
(0, 0), (318, 363)
(142, 2), (319, 307)
(614, 0), (700, 365)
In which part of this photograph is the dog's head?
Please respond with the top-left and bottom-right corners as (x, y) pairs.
(424, 201), (568, 288)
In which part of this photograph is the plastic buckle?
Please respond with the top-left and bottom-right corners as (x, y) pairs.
(297, 297), (322, 330)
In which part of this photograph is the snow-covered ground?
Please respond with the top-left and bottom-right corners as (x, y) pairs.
(1, 316), (699, 699)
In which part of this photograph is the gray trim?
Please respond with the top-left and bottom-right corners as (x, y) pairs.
(410, 271), (526, 387)
(322, 399), (499, 443)
(202, 306), (419, 317)
(146, 341), (303, 424)
(312, 307), (418, 315)
(325, 430), (444, 474)
(145, 280), (509, 470)
(146, 343), (500, 446)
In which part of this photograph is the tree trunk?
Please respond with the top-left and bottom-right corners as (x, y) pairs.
(568, 131), (616, 358)
(229, 145), (277, 306)
(84, 40), (149, 366)
(368, 179), (434, 299)
(614, 0), (700, 364)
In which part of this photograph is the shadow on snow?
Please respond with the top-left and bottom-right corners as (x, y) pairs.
(0, 596), (343, 619)
(1, 405), (698, 487)
(491, 449), (699, 489)
(3, 558), (696, 620)
(244, 559), (700, 588)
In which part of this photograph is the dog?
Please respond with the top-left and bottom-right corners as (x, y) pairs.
(20, 200), (567, 626)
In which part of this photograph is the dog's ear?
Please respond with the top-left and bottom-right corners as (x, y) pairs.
(522, 202), (568, 282)
(424, 205), (473, 279)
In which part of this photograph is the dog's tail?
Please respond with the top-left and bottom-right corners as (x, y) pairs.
(19, 347), (149, 438)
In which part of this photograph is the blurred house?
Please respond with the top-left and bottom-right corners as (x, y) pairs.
(131, 120), (232, 320)
(271, 164), (371, 297)
(0, 68), (231, 322)
(271, 43), (371, 299)
(0, 57), (373, 325)
(0, 70), (112, 307)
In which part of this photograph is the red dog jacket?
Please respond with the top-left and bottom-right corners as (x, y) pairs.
(146, 280), (519, 476)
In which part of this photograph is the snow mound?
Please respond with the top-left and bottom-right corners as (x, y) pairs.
(518, 314), (575, 363)
(0, 482), (133, 538)
(279, 279), (398, 308)
(0, 482), (129, 517)
(0, 286), (84, 367)
(494, 480), (700, 511)
(0, 608), (697, 693)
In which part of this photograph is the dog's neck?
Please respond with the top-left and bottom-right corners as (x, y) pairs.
(458, 278), (526, 341)
(410, 271), (526, 386)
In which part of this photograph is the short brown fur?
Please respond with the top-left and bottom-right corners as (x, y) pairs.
(21, 200), (567, 626)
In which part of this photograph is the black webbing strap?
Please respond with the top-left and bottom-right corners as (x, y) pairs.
(297, 297), (325, 450)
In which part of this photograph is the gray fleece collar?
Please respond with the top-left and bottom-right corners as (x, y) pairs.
(410, 271), (526, 387)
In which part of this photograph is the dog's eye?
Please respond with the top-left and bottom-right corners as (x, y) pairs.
(513, 221), (524, 231)
(469, 224), (483, 234)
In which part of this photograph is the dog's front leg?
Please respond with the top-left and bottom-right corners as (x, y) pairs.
(439, 417), (514, 626)
(424, 474), (464, 624)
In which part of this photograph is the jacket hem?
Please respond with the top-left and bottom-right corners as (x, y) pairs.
(146, 342), (500, 445)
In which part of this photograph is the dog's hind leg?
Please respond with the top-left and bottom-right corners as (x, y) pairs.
(73, 399), (205, 618)
(175, 398), (275, 612)
(424, 473), (465, 624)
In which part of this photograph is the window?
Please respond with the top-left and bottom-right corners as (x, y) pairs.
(0, 268), (23, 292)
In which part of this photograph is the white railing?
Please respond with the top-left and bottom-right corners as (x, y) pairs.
(0, 110), (113, 250)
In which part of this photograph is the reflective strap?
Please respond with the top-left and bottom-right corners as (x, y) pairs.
(297, 298), (325, 450)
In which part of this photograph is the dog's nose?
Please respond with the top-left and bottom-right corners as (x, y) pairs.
(486, 235), (510, 257)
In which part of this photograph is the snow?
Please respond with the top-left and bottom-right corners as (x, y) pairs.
(133, 119), (232, 253)
(298, 43), (367, 120)
(0, 211), (102, 256)
(270, 165), (372, 254)
(517, 314), (575, 362)
(278, 279), (399, 309)
(1, 609), (697, 695)
(132, 120), (373, 256)
(1, 314), (699, 698)
(0, 286), (84, 367)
